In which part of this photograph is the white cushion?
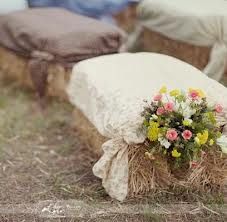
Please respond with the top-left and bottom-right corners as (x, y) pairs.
(143, 0), (227, 16)
(125, 0), (227, 82)
(0, 0), (28, 14)
(67, 53), (227, 142)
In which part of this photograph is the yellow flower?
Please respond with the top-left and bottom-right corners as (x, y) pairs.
(147, 122), (160, 141)
(170, 89), (180, 97)
(197, 89), (206, 98)
(196, 130), (209, 145)
(195, 137), (201, 146)
(159, 86), (167, 94)
(209, 139), (214, 146)
(172, 149), (181, 158)
(183, 119), (192, 126)
(188, 88), (206, 98)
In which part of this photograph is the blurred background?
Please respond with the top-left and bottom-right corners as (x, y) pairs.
(0, 0), (140, 32)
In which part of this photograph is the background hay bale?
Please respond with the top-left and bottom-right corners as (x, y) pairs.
(127, 28), (227, 79)
(0, 46), (71, 100)
(114, 2), (138, 33)
(142, 29), (211, 71)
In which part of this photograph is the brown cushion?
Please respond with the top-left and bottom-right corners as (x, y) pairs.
(0, 8), (124, 62)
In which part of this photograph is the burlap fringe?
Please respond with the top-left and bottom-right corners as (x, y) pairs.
(72, 108), (227, 197)
(0, 46), (71, 100)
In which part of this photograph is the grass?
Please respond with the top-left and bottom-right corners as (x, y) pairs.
(0, 81), (226, 221)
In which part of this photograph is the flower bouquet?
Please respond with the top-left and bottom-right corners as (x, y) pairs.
(141, 86), (227, 191)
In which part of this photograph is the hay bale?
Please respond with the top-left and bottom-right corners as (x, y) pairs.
(114, 2), (138, 33)
(0, 8), (124, 101)
(142, 29), (211, 71)
(73, 106), (227, 197)
(185, 149), (227, 192)
(73, 106), (227, 198)
(68, 52), (227, 199)
(72, 107), (173, 197)
(124, 0), (227, 81)
(0, 46), (71, 100)
(72, 108), (107, 156)
(127, 28), (227, 80)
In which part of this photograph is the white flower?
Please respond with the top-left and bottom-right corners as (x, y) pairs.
(150, 114), (158, 120)
(158, 137), (171, 149)
(175, 101), (196, 119)
(161, 95), (171, 104)
(174, 101), (183, 111)
(183, 106), (196, 119)
(193, 98), (202, 105)
(217, 135), (227, 154)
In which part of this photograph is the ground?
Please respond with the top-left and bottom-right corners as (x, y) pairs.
(0, 80), (227, 222)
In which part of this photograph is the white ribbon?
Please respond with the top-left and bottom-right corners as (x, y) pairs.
(93, 137), (129, 201)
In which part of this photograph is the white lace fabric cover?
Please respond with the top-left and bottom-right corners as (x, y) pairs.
(123, 0), (227, 81)
(67, 53), (227, 201)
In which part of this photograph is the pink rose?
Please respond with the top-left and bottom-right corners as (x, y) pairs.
(182, 130), (192, 140)
(164, 102), (174, 112)
(153, 94), (162, 102)
(190, 161), (198, 168)
(166, 129), (178, 141)
(189, 90), (199, 100)
(215, 104), (223, 113)
(156, 107), (165, 115)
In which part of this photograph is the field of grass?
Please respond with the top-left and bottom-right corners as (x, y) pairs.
(0, 79), (226, 221)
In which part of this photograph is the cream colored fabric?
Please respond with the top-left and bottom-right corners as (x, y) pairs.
(93, 138), (129, 201)
(123, 0), (227, 81)
(0, 0), (28, 14)
(67, 52), (227, 201)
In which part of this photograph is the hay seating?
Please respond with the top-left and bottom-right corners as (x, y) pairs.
(0, 46), (71, 100)
(67, 52), (227, 201)
(123, 0), (227, 82)
(0, 8), (124, 101)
